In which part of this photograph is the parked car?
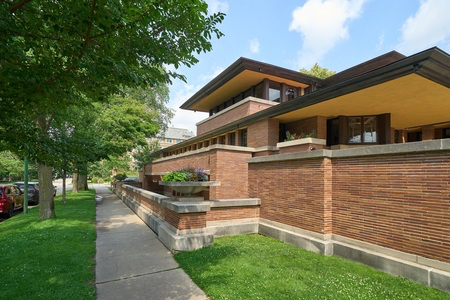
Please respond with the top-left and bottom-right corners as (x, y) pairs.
(0, 185), (24, 218)
(123, 177), (139, 183)
(14, 182), (58, 205)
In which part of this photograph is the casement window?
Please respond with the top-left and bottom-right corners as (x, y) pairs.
(348, 116), (377, 144)
(240, 129), (247, 147)
(229, 132), (236, 145)
(444, 128), (450, 138)
(268, 82), (281, 102)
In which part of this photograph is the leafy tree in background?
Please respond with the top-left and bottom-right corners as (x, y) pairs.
(0, 151), (24, 181)
(300, 63), (336, 79)
(0, 1), (224, 219)
(132, 140), (161, 171)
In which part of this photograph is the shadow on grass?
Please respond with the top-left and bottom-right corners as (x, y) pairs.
(0, 190), (97, 300)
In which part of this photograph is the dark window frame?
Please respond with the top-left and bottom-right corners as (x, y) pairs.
(348, 115), (378, 144)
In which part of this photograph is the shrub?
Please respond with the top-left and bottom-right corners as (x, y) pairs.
(113, 173), (127, 181)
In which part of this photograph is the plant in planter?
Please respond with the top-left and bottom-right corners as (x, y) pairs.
(284, 130), (316, 141)
(162, 167), (208, 182)
(160, 167), (220, 201)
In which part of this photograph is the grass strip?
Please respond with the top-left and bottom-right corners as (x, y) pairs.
(175, 234), (450, 300)
(0, 190), (96, 299)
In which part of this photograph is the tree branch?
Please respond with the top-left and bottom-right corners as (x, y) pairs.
(45, 111), (55, 132)
(79, 0), (97, 60)
(9, 0), (32, 13)
(90, 9), (149, 40)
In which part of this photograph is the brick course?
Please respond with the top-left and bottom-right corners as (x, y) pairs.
(207, 206), (259, 221)
(148, 149), (251, 199)
(197, 99), (275, 135)
(248, 151), (450, 263)
(248, 119), (280, 148)
(332, 152), (450, 263)
(249, 158), (330, 234)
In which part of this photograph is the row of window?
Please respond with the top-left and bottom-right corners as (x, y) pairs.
(157, 138), (184, 144)
(209, 79), (302, 116)
(164, 129), (247, 157)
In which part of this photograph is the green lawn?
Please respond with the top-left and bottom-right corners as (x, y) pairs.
(175, 234), (450, 300)
(1, 190), (96, 299)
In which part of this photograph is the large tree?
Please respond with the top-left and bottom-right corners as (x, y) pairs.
(0, 1), (224, 219)
(300, 63), (336, 79)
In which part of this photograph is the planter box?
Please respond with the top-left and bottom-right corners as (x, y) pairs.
(277, 138), (327, 154)
(159, 181), (221, 201)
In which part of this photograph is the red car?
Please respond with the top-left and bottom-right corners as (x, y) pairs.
(0, 185), (24, 218)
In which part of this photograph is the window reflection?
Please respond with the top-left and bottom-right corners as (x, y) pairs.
(349, 117), (362, 143)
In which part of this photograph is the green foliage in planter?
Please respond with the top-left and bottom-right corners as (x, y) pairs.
(162, 167), (208, 182)
(285, 130), (317, 141)
(162, 171), (188, 182)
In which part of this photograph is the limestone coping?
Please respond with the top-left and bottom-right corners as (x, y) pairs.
(159, 181), (221, 187)
(208, 198), (261, 208)
(122, 184), (170, 204)
(122, 184), (261, 214)
(163, 201), (211, 213)
(145, 170), (211, 176)
(248, 139), (450, 163)
(277, 138), (326, 148)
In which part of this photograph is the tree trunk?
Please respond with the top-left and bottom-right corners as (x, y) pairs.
(72, 172), (79, 193)
(38, 164), (56, 219)
(62, 169), (66, 205)
(78, 174), (89, 190)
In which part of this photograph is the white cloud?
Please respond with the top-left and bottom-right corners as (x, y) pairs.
(169, 85), (207, 134)
(377, 33), (385, 50)
(199, 66), (225, 82)
(205, 0), (229, 14)
(397, 0), (450, 54)
(169, 67), (225, 134)
(249, 38), (260, 54)
(289, 0), (367, 69)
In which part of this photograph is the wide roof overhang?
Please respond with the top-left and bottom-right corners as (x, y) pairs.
(156, 47), (450, 155)
(180, 57), (321, 112)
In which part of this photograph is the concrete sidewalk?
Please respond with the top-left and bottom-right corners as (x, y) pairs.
(94, 185), (207, 300)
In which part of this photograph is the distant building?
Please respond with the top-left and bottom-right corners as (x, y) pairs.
(147, 127), (195, 149)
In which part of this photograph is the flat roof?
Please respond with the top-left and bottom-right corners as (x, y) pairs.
(156, 47), (450, 156)
(180, 57), (322, 112)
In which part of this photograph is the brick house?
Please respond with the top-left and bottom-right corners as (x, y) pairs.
(115, 47), (450, 293)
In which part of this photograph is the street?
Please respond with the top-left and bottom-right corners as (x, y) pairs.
(0, 178), (73, 223)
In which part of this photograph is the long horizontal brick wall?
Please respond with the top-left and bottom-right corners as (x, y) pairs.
(332, 152), (450, 263)
(117, 184), (260, 231)
(147, 149), (251, 199)
(249, 150), (450, 264)
(248, 158), (331, 234)
(197, 98), (275, 135)
(207, 206), (260, 222)
(164, 209), (206, 230)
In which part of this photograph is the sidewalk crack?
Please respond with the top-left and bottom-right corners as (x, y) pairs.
(96, 267), (181, 285)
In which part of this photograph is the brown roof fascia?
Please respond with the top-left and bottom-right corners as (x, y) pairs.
(155, 47), (449, 157)
(323, 50), (406, 86)
(179, 57), (324, 110)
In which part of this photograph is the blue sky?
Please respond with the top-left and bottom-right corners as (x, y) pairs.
(167, 0), (450, 133)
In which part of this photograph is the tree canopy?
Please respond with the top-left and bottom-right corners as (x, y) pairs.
(0, 0), (225, 219)
(300, 63), (336, 79)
